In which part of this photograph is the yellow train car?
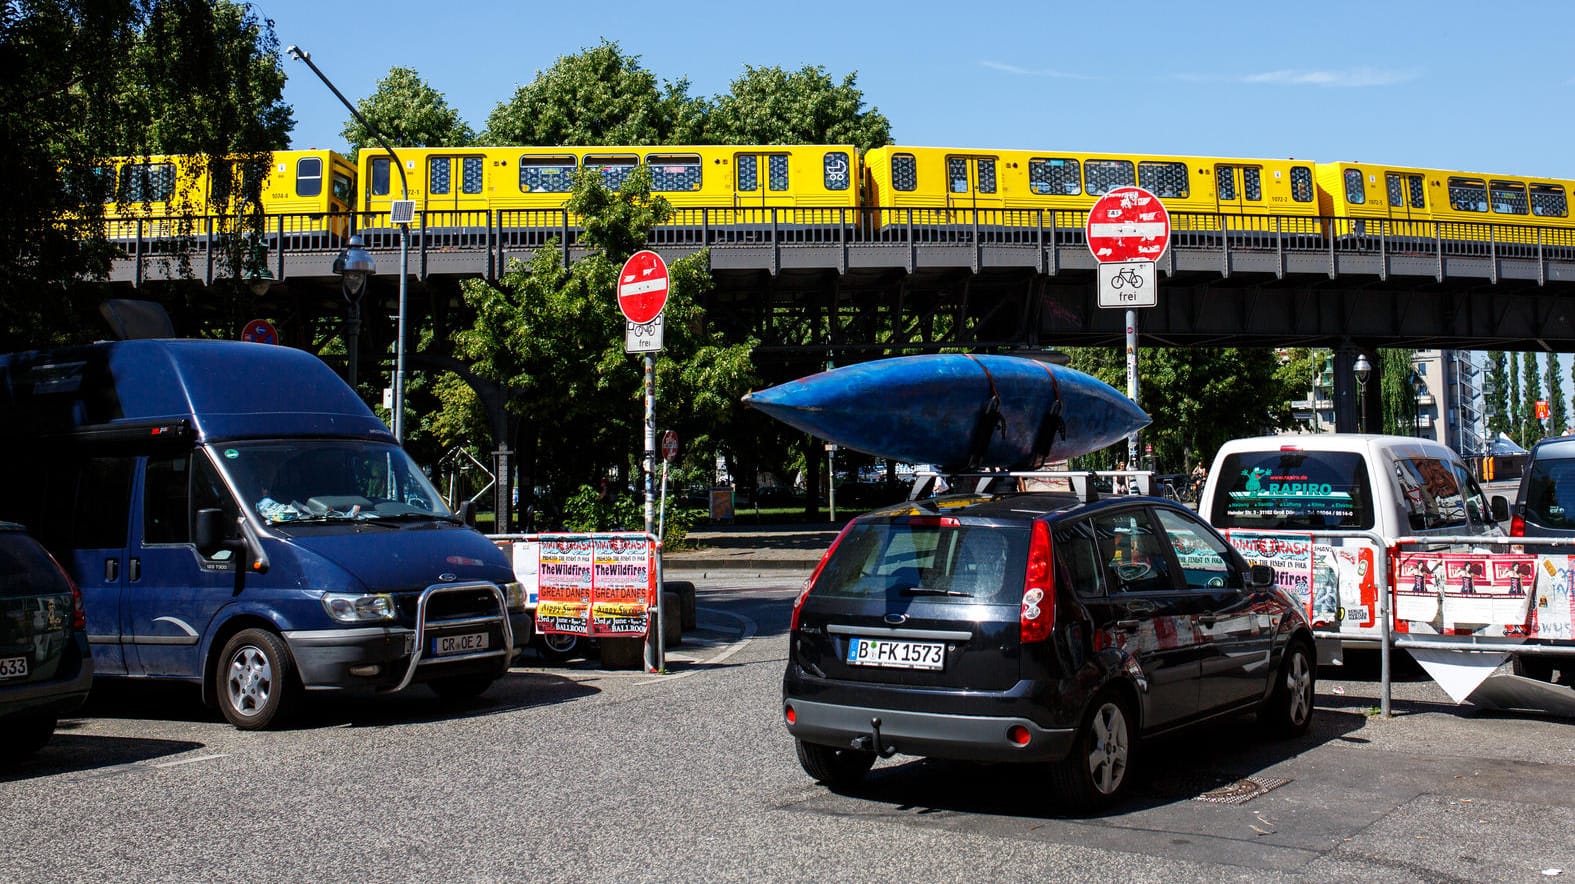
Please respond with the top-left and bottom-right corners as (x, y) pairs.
(1315, 161), (1575, 246)
(862, 146), (1322, 236)
(357, 144), (861, 228)
(100, 149), (354, 240)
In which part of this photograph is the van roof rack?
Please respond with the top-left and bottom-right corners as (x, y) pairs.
(909, 468), (1155, 504)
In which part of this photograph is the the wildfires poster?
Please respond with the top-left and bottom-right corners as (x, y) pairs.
(523, 535), (654, 638)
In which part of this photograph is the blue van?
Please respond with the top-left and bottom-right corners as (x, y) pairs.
(0, 339), (527, 729)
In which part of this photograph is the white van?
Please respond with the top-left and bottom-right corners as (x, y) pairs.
(1198, 434), (1508, 648)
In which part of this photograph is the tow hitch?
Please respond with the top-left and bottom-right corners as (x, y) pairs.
(850, 716), (898, 758)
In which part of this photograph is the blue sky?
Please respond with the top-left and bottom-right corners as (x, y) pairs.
(259, 0), (1575, 180)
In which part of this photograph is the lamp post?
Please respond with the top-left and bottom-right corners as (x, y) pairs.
(1354, 353), (1373, 434)
(287, 45), (411, 441)
(1409, 369), (1428, 438)
(333, 235), (374, 387)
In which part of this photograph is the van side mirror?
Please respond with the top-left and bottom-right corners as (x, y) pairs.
(456, 500), (476, 527)
(1247, 563), (1276, 590)
(1491, 495), (1510, 523)
(194, 507), (232, 555)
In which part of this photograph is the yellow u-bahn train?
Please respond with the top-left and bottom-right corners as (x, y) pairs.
(94, 143), (1575, 246)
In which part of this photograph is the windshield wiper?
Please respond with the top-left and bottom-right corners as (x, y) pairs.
(899, 586), (974, 597)
(359, 512), (463, 525)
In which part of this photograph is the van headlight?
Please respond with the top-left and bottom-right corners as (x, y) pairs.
(502, 581), (527, 612)
(322, 592), (397, 623)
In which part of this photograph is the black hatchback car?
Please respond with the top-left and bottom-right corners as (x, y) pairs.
(1509, 435), (1575, 684)
(0, 522), (93, 756)
(782, 485), (1315, 811)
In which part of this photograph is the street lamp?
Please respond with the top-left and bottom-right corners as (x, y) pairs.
(333, 234), (374, 387)
(1409, 369), (1428, 438)
(287, 45), (411, 441)
(1353, 353), (1372, 434)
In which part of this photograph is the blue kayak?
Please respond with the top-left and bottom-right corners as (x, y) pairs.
(742, 354), (1150, 470)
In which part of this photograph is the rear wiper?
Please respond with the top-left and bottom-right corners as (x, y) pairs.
(899, 586), (973, 597)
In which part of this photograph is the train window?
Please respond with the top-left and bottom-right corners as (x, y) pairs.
(520, 155), (577, 193)
(296, 157), (323, 198)
(119, 162), (175, 202)
(892, 154), (918, 192)
(1291, 166), (1313, 202)
(462, 157), (484, 194)
(333, 173), (353, 204)
(1405, 174), (1424, 208)
(1028, 158), (1080, 195)
(769, 155), (789, 191)
(1490, 180), (1529, 215)
(587, 155), (637, 191)
(1138, 161), (1188, 199)
(1217, 167), (1236, 201)
(429, 157), (450, 195)
(1242, 167), (1262, 201)
(737, 155), (758, 192)
(370, 157), (390, 197)
(948, 157), (968, 193)
(1448, 178), (1488, 213)
(648, 154), (702, 191)
(977, 158), (996, 194)
(824, 152), (850, 191)
(1085, 160), (1135, 196)
(1343, 169), (1366, 205)
(1530, 184), (1568, 217)
(92, 165), (117, 204)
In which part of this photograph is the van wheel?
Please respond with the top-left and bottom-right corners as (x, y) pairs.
(1512, 653), (1559, 684)
(430, 674), (495, 702)
(534, 632), (582, 663)
(0, 715), (56, 755)
(1260, 639), (1316, 737)
(1049, 690), (1136, 812)
(216, 628), (298, 730)
(795, 739), (875, 788)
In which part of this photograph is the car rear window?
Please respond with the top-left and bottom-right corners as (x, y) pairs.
(1522, 456), (1575, 529)
(811, 518), (1029, 605)
(1209, 450), (1374, 531)
(0, 532), (71, 598)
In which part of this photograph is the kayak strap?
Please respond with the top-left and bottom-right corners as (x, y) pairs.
(963, 355), (1006, 470)
(1030, 360), (1067, 465)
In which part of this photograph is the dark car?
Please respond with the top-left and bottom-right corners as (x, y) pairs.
(0, 522), (93, 756)
(781, 486), (1315, 811)
(1508, 435), (1575, 685)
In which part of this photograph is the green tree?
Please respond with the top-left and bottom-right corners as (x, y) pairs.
(482, 40), (708, 145)
(1486, 351), (1511, 438)
(1, 0), (289, 347)
(342, 66), (474, 159)
(1379, 348), (1415, 436)
(1548, 353), (1569, 435)
(1068, 346), (1290, 472)
(706, 65), (892, 151)
(1521, 351), (1542, 445)
(439, 165), (756, 526)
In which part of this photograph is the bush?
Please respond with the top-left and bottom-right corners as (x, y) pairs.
(559, 484), (701, 550)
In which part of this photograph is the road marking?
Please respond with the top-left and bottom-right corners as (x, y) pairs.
(152, 753), (229, 768)
(635, 607), (757, 685)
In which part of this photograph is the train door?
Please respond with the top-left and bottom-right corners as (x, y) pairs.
(423, 154), (487, 218)
(734, 151), (793, 208)
(943, 154), (1005, 218)
(1385, 171), (1426, 221)
(1214, 164), (1263, 214)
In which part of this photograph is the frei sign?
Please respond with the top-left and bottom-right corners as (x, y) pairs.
(1088, 186), (1169, 309)
(619, 250), (669, 353)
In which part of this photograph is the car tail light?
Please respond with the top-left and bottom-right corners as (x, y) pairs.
(1510, 514), (1525, 537)
(1020, 521), (1054, 643)
(792, 520), (855, 633)
(48, 550), (85, 630)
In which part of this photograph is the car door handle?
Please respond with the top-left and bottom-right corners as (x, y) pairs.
(1124, 599), (1158, 614)
(104, 558), (118, 581)
(1116, 619), (1141, 632)
(128, 557), (141, 582)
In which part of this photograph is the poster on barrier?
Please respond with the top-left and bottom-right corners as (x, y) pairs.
(536, 538), (593, 635)
(590, 536), (654, 638)
(1394, 550), (1543, 636)
(1529, 555), (1574, 641)
(1226, 530), (1379, 636)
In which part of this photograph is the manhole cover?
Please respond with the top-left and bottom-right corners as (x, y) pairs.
(1193, 776), (1292, 805)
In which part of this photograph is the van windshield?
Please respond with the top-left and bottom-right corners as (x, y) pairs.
(214, 440), (451, 523)
(1209, 450), (1374, 531)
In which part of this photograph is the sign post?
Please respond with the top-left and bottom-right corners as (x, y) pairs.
(618, 250), (670, 673)
(1088, 186), (1170, 467)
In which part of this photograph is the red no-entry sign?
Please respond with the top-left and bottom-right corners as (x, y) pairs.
(617, 250), (670, 325)
(1087, 186), (1171, 264)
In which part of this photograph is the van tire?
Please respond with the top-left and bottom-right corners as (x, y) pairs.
(1512, 653), (1560, 684)
(1259, 639), (1316, 737)
(216, 628), (298, 730)
(795, 739), (875, 788)
(0, 715), (56, 755)
(1049, 690), (1136, 813)
(430, 674), (495, 702)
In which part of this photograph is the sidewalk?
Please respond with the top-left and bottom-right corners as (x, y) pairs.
(662, 522), (840, 577)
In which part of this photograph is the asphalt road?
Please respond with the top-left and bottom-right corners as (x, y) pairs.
(2, 575), (1572, 882)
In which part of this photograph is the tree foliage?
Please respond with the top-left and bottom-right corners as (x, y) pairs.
(1486, 351), (1511, 439)
(482, 40), (707, 146)
(1546, 354), (1568, 435)
(1521, 351), (1543, 445)
(341, 66), (474, 159)
(706, 65), (891, 151)
(1, 0), (290, 347)
(1377, 348), (1415, 436)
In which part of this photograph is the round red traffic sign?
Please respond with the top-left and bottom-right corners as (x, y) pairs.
(1086, 186), (1171, 264)
(661, 430), (679, 463)
(241, 318), (278, 345)
(617, 250), (670, 325)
